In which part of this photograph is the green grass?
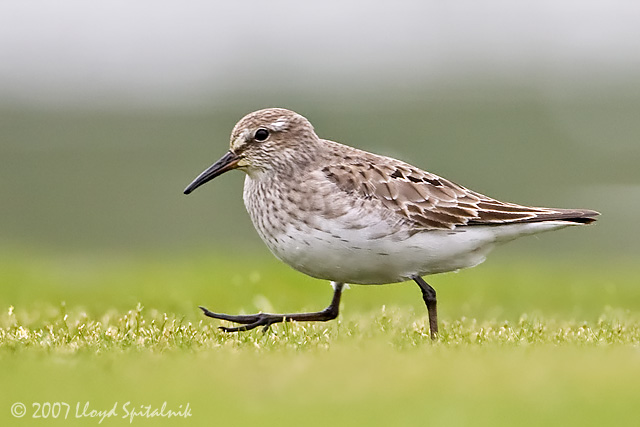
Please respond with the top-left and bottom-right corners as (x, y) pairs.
(1, 252), (639, 426)
(2, 304), (639, 353)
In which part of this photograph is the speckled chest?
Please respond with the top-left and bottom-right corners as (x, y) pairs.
(240, 172), (428, 284)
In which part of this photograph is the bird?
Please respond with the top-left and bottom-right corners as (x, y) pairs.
(183, 107), (599, 339)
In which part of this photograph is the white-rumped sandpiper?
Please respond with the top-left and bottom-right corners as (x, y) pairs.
(184, 108), (599, 338)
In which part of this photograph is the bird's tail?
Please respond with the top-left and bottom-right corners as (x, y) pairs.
(536, 208), (599, 225)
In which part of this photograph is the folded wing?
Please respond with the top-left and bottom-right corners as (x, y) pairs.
(322, 158), (598, 231)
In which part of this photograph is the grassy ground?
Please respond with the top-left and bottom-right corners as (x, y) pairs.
(1, 252), (639, 426)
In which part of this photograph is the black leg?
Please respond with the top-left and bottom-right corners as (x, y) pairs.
(413, 276), (438, 339)
(200, 282), (344, 332)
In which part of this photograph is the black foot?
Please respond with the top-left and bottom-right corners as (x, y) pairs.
(200, 282), (344, 333)
(413, 276), (438, 339)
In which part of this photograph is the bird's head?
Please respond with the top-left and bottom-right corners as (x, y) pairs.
(184, 108), (318, 194)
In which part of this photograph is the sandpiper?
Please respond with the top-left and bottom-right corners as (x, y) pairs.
(184, 108), (599, 339)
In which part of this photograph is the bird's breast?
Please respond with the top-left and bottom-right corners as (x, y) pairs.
(242, 174), (419, 283)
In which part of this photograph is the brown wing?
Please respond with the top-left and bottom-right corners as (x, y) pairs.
(321, 156), (598, 230)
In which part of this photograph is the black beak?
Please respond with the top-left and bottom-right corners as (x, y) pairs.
(183, 151), (241, 195)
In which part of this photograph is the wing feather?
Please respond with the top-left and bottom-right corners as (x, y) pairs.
(321, 151), (598, 230)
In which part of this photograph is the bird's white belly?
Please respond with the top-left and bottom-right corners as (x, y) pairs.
(262, 221), (487, 284)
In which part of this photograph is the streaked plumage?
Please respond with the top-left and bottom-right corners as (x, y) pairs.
(184, 108), (599, 337)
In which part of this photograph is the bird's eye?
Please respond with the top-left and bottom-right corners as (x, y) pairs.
(254, 128), (269, 141)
